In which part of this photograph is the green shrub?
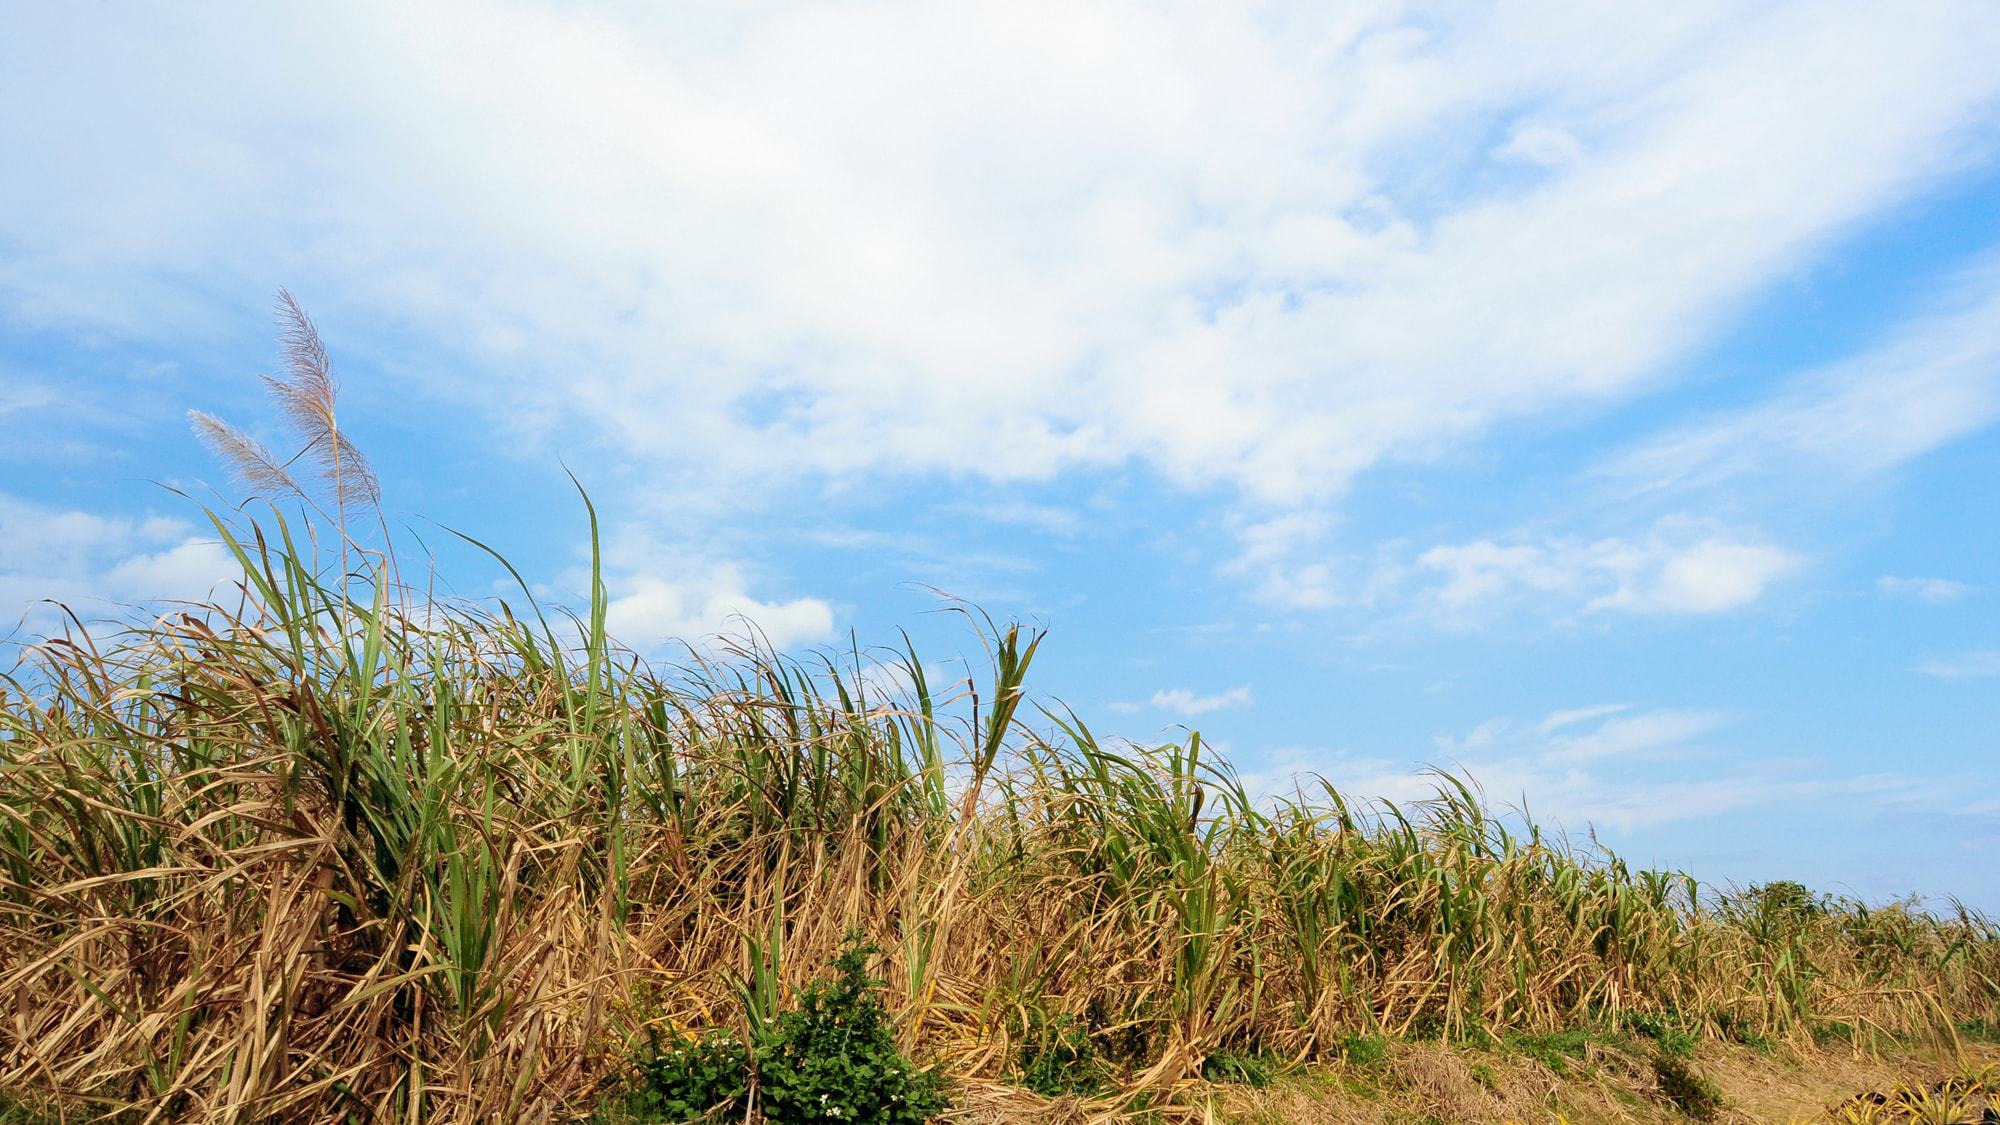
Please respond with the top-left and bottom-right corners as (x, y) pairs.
(1747, 880), (1825, 921)
(754, 934), (949, 1124)
(610, 1028), (750, 1123)
(604, 936), (949, 1123)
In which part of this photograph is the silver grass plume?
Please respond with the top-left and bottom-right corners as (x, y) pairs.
(188, 409), (301, 497)
(189, 290), (380, 513)
(268, 289), (379, 509)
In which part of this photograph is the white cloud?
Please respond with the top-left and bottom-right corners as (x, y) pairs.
(1416, 518), (1800, 621)
(1599, 264), (2000, 498)
(1250, 562), (1345, 611)
(1916, 650), (2000, 681)
(1539, 708), (1729, 764)
(1879, 574), (1968, 603)
(1147, 685), (1254, 716)
(1495, 121), (1585, 168)
(4, 4), (1998, 510)
(1538, 703), (1629, 735)
(99, 539), (238, 600)
(1224, 511), (1349, 609)
(1421, 541), (1579, 609)
(1275, 706), (1918, 834)
(579, 523), (837, 653)
(603, 568), (835, 653)
(946, 500), (1081, 537)
(0, 378), (57, 417)
(1600, 540), (1800, 614)
(1433, 717), (1509, 754)
(0, 494), (236, 633)
(1229, 515), (1799, 620)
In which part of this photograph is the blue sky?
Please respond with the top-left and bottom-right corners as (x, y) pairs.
(4, 3), (1999, 905)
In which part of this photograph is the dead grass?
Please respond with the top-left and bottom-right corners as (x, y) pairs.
(0, 303), (1994, 1123)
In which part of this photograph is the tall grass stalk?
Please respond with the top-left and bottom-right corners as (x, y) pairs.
(2, 305), (1995, 1121)
(2, 511), (1996, 1122)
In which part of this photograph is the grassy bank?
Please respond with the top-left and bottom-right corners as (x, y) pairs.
(0, 507), (1995, 1124)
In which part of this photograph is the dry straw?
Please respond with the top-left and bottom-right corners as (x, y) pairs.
(0, 299), (1993, 1123)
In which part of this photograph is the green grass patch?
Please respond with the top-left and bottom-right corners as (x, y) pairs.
(1622, 1011), (1698, 1059)
(1339, 1033), (1389, 1067)
(1202, 1048), (1282, 1088)
(1015, 1016), (1110, 1098)
(1506, 1028), (1595, 1076)
(1650, 1052), (1723, 1120)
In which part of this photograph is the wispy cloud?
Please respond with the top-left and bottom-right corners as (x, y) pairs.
(0, 378), (57, 417)
(1598, 263), (2000, 499)
(1223, 511), (1351, 610)
(1539, 708), (1730, 765)
(1274, 707), (1922, 834)
(1142, 685), (1255, 717)
(943, 500), (1082, 538)
(1916, 651), (2000, 681)
(1494, 121), (1585, 169)
(1879, 575), (1968, 603)
(1538, 703), (1630, 735)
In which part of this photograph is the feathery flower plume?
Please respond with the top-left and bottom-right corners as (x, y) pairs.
(190, 290), (380, 515)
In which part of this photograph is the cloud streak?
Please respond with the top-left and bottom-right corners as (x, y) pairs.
(1917, 651), (2000, 681)
(1599, 263), (2000, 498)
(1879, 575), (1969, 603)
(1268, 706), (1925, 835)
(1148, 685), (1255, 717)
